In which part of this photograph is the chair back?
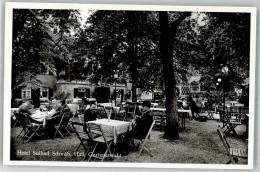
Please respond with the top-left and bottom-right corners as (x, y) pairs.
(71, 121), (91, 140)
(218, 105), (228, 113)
(126, 103), (136, 114)
(229, 106), (242, 123)
(86, 123), (102, 139)
(217, 125), (236, 163)
(14, 112), (30, 132)
(57, 112), (72, 126)
(92, 107), (107, 119)
(19, 112), (34, 127)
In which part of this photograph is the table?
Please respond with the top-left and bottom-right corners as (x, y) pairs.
(88, 119), (131, 144)
(151, 103), (159, 107)
(150, 108), (192, 129)
(150, 108), (192, 118)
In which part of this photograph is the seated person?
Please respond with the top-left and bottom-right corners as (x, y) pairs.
(59, 99), (71, 114)
(30, 103), (61, 128)
(182, 99), (189, 110)
(84, 103), (97, 122)
(120, 101), (153, 154)
(17, 100), (34, 115)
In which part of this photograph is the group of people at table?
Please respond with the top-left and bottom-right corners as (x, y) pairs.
(15, 99), (154, 155)
(15, 99), (71, 134)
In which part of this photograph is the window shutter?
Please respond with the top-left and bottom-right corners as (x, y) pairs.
(49, 88), (53, 99)
(86, 88), (90, 98)
(74, 88), (78, 98)
(31, 88), (40, 108)
(13, 88), (21, 99)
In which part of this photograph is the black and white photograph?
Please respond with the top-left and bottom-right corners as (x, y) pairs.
(3, 2), (256, 169)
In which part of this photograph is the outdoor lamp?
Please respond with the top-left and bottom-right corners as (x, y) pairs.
(217, 78), (222, 82)
(216, 83), (219, 86)
(114, 73), (118, 106)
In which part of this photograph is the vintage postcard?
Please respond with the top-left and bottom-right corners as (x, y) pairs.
(3, 2), (256, 169)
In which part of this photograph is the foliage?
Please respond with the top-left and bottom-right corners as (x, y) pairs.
(12, 9), (81, 87)
(194, 12), (250, 92)
(76, 10), (163, 92)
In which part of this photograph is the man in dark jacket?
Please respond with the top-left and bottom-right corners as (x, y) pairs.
(120, 101), (153, 154)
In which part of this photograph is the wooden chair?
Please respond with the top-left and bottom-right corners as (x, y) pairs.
(240, 107), (249, 124)
(217, 125), (248, 164)
(87, 123), (114, 162)
(222, 107), (242, 136)
(125, 102), (137, 120)
(218, 105), (228, 122)
(135, 120), (156, 156)
(152, 110), (166, 131)
(13, 112), (26, 138)
(71, 122), (93, 160)
(114, 108), (127, 121)
(53, 112), (73, 138)
(19, 112), (44, 142)
(94, 106), (108, 119)
(206, 106), (215, 119)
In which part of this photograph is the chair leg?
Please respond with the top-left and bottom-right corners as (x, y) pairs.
(138, 140), (147, 155)
(54, 126), (64, 138)
(88, 143), (98, 162)
(25, 132), (36, 143)
(16, 128), (24, 138)
(83, 146), (93, 160)
(65, 126), (71, 136)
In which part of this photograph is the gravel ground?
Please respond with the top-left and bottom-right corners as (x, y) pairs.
(10, 112), (248, 165)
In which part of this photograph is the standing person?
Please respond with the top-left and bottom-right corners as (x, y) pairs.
(120, 100), (153, 155)
(188, 95), (200, 119)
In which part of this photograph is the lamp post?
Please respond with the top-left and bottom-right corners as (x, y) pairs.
(216, 66), (229, 113)
(114, 73), (118, 106)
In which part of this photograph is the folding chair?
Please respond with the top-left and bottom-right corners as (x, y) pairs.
(13, 112), (26, 138)
(152, 110), (166, 131)
(135, 120), (156, 156)
(223, 111), (242, 136)
(94, 106), (108, 119)
(125, 103), (137, 120)
(71, 122), (93, 160)
(87, 123), (114, 162)
(218, 105), (228, 122)
(19, 112), (44, 143)
(206, 106), (215, 119)
(54, 112), (73, 138)
(114, 106), (127, 121)
(217, 125), (248, 164)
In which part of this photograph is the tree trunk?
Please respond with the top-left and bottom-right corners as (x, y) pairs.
(66, 64), (71, 82)
(130, 41), (138, 102)
(159, 11), (179, 140)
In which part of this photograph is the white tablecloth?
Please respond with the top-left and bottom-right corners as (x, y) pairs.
(67, 104), (79, 115)
(88, 119), (131, 144)
(150, 108), (192, 118)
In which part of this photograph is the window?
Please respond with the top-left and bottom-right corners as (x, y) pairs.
(41, 88), (49, 98)
(78, 88), (86, 98)
(21, 88), (31, 99)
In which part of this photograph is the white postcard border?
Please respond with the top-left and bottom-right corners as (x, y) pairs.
(3, 2), (257, 169)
